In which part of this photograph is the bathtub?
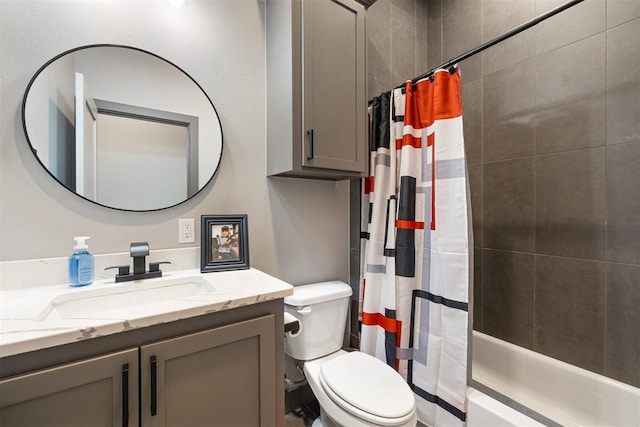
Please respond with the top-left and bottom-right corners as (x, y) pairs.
(468, 331), (640, 427)
(466, 387), (546, 426)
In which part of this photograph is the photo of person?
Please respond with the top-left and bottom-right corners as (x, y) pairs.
(211, 224), (240, 261)
(201, 214), (249, 273)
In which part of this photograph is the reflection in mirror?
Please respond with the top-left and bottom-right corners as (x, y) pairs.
(23, 45), (223, 211)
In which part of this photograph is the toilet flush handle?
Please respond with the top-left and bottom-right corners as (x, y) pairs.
(296, 306), (312, 315)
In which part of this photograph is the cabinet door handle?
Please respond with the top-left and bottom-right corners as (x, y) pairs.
(150, 355), (157, 416)
(122, 363), (129, 427)
(306, 129), (314, 161)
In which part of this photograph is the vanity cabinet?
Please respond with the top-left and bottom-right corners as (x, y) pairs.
(140, 315), (275, 426)
(267, 0), (367, 179)
(0, 348), (138, 426)
(0, 302), (283, 427)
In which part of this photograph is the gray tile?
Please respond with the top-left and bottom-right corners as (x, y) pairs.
(427, 0), (441, 23)
(483, 60), (536, 162)
(483, 32), (535, 77)
(349, 179), (361, 250)
(483, 0), (536, 41)
(535, 255), (606, 374)
(349, 248), (361, 293)
(392, 0), (414, 16)
(416, 0), (428, 24)
(482, 249), (535, 349)
(442, 0), (482, 81)
(535, 148), (606, 260)
(351, 299), (360, 332)
(461, 79), (482, 165)
(349, 333), (360, 349)
(468, 163), (483, 248)
(367, 0), (392, 85)
(483, 158), (535, 252)
(391, 4), (416, 83)
(606, 142), (640, 264)
(472, 248), (483, 331)
(605, 263), (640, 388)
(427, 18), (442, 69)
(482, 0), (535, 76)
(606, 18), (640, 146)
(534, 0), (605, 55)
(535, 33), (606, 154)
(416, 17), (429, 75)
(607, 0), (640, 28)
(368, 76), (389, 101)
(458, 55), (482, 84)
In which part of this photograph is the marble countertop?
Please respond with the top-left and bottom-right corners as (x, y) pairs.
(0, 268), (293, 358)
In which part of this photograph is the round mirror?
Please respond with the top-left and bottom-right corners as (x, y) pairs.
(22, 44), (223, 211)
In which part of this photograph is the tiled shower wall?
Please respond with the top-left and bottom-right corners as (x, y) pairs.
(354, 0), (639, 388)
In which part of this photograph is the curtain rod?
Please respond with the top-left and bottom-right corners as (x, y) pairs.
(395, 0), (585, 90)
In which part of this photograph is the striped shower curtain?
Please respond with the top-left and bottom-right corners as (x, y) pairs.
(360, 68), (470, 427)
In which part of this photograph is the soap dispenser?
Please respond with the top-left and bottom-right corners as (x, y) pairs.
(69, 236), (94, 287)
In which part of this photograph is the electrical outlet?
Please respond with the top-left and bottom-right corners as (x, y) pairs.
(179, 218), (195, 243)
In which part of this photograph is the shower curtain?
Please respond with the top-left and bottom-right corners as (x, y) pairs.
(360, 68), (470, 427)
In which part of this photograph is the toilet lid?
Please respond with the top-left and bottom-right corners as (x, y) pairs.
(319, 352), (415, 421)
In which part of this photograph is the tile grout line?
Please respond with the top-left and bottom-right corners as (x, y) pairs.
(603, 9), (608, 377)
(532, 8), (538, 352)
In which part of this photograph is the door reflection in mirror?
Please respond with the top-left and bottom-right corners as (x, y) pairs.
(23, 44), (222, 211)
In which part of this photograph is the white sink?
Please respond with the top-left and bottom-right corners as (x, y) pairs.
(35, 276), (215, 321)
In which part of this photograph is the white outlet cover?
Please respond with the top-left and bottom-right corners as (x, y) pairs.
(179, 218), (195, 243)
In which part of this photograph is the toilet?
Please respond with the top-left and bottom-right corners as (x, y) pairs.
(284, 281), (417, 427)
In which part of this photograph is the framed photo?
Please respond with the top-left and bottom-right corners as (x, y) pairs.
(201, 214), (250, 273)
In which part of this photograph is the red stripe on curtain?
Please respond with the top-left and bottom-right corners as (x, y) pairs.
(404, 80), (434, 129)
(396, 220), (425, 229)
(364, 176), (374, 194)
(397, 134), (422, 150)
(403, 71), (463, 130)
(362, 312), (398, 333)
(433, 71), (462, 120)
(362, 313), (403, 371)
(396, 134), (422, 149)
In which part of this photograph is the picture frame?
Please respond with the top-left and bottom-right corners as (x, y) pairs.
(201, 214), (250, 273)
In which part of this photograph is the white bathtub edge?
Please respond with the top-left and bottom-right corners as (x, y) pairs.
(472, 331), (640, 427)
(466, 387), (546, 427)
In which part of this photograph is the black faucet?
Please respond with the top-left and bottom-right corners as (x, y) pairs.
(106, 242), (170, 283)
(131, 242), (149, 275)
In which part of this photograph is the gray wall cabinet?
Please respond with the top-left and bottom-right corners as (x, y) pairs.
(0, 301), (284, 427)
(267, 0), (367, 179)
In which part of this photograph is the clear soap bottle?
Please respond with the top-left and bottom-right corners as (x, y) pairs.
(69, 236), (94, 287)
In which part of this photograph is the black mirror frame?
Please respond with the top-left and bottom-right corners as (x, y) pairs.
(21, 43), (224, 212)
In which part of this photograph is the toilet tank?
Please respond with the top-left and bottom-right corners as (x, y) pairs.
(284, 281), (352, 361)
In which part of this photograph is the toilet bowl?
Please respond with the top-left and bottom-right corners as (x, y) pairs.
(304, 350), (417, 427)
(284, 281), (417, 427)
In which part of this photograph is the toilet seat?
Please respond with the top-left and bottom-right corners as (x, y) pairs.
(319, 352), (415, 426)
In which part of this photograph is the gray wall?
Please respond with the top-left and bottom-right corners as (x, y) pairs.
(426, 0), (639, 387)
(0, 0), (349, 286)
(367, 0), (428, 99)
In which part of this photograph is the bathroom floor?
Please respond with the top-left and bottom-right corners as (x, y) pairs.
(285, 400), (320, 427)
